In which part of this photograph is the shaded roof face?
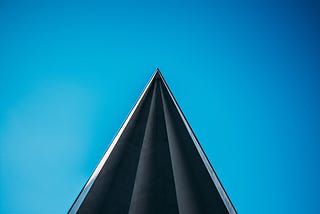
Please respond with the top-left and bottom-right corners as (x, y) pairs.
(69, 69), (236, 214)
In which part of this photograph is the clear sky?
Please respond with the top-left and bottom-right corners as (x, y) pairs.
(1, 0), (319, 213)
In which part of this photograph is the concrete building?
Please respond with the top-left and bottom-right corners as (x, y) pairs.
(69, 69), (236, 214)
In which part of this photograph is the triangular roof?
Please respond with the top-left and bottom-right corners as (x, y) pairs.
(69, 68), (236, 214)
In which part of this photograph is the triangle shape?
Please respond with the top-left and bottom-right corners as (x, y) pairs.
(69, 69), (236, 214)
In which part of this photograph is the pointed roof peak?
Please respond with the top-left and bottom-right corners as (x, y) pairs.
(155, 67), (162, 75)
(152, 67), (162, 80)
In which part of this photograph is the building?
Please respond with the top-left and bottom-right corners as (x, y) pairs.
(69, 69), (236, 214)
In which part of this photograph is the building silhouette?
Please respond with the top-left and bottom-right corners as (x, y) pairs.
(69, 69), (236, 214)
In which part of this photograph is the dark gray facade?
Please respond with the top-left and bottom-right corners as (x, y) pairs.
(69, 69), (236, 214)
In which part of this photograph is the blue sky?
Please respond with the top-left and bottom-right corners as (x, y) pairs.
(1, 0), (319, 213)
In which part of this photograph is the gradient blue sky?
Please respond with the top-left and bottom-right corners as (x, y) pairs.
(1, 0), (320, 213)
